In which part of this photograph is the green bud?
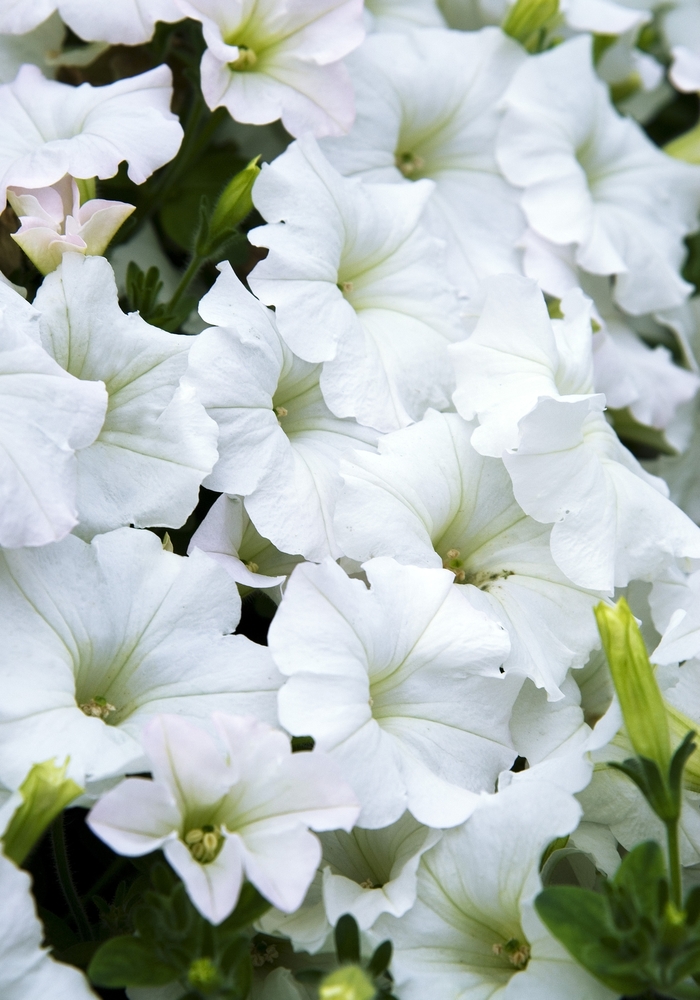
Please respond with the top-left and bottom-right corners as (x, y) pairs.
(502, 0), (559, 52)
(2, 759), (83, 865)
(319, 966), (376, 1000)
(208, 156), (261, 243)
(188, 956), (221, 992)
(75, 177), (97, 204)
(595, 598), (671, 771)
(664, 123), (700, 164)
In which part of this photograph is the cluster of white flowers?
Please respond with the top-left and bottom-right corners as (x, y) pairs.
(4, 0), (700, 998)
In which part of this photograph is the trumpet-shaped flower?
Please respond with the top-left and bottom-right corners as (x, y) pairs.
(190, 494), (302, 596)
(497, 35), (700, 315)
(320, 27), (527, 296)
(0, 852), (97, 998)
(335, 410), (605, 698)
(259, 812), (441, 951)
(32, 253), (217, 538)
(272, 556), (517, 829)
(175, 0), (364, 138)
(0, 284), (106, 548)
(87, 713), (360, 924)
(0, 64), (183, 209)
(451, 274), (700, 590)
(248, 136), (464, 432)
(8, 175), (134, 275)
(375, 779), (614, 1000)
(184, 263), (377, 560)
(0, 528), (281, 790)
(0, 0), (182, 42)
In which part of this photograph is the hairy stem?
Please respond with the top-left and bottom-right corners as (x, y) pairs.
(51, 815), (93, 941)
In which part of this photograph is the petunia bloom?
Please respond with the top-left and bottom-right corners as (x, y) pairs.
(0, 63), (183, 209)
(184, 263), (377, 561)
(0, 0), (183, 44)
(175, 0), (364, 137)
(376, 780), (615, 1000)
(497, 35), (700, 315)
(32, 253), (218, 538)
(320, 26), (527, 297)
(272, 556), (517, 828)
(450, 274), (700, 591)
(0, 282), (106, 548)
(0, 851), (97, 998)
(8, 175), (134, 275)
(87, 713), (360, 924)
(0, 528), (281, 791)
(248, 136), (464, 432)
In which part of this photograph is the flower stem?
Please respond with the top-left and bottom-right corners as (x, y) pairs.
(166, 251), (205, 315)
(666, 817), (682, 909)
(51, 815), (93, 941)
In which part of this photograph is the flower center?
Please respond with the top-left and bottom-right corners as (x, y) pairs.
(492, 938), (530, 970)
(229, 45), (257, 71)
(395, 151), (425, 178)
(184, 824), (224, 864)
(251, 941), (279, 967)
(79, 696), (116, 720)
(442, 548), (466, 583)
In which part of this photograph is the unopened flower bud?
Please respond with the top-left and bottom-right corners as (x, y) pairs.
(320, 966), (376, 1000)
(502, 0), (559, 51)
(208, 156), (261, 245)
(595, 598), (671, 771)
(2, 759), (83, 865)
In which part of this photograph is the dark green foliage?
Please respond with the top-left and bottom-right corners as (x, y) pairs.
(88, 865), (271, 998)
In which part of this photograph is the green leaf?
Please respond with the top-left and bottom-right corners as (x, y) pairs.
(159, 146), (247, 250)
(88, 935), (177, 987)
(612, 841), (667, 919)
(535, 886), (651, 994)
(335, 914), (361, 964)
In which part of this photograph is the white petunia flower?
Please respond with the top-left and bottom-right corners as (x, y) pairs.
(8, 175), (134, 275)
(190, 494), (302, 597)
(0, 0), (183, 44)
(32, 253), (217, 538)
(0, 63), (183, 209)
(320, 27), (527, 297)
(184, 263), (377, 560)
(87, 713), (360, 925)
(649, 397), (700, 523)
(0, 13), (64, 83)
(364, 0), (445, 31)
(174, 0), (364, 138)
(248, 136), (464, 433)
(0, 528), (281, 790)
(497, 35), (700, 315)
(671, 44), (700, 92)
(259, 812), (441, 951)
(375, 780), (615, 1000)
(0, 851), (97, 998)
(272, 556), (517, 829)
(451, 274), (700, 591)
(335, 409), (605, 698)
(521, 231), (699, 443)
(0, 284), (106, 548)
